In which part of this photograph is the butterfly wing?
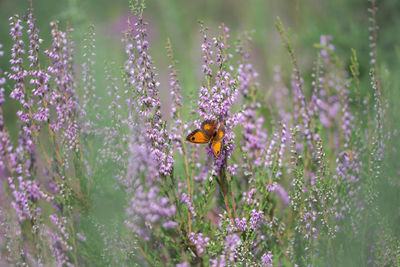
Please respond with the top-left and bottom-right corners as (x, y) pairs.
(201, 120), (218, 137)
(211, 124), (225, 158)
(187, 120), (225, 158)
(186, 129), (210, 143)
(215, 124), (225, 141)
(211, 140), (222, 158)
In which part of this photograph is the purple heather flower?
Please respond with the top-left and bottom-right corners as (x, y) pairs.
(236, 35), (268, 165)
(189, 232), (210, 256)
(265, 130), (279, 167)
(224, 233), (240, 262)
(80, 25), (102, 137)
(235, 217), (248, 232)
(210, 255), (226, 267)
(242, 188), (256, 205)
(277, 123), (288, 169)
(236, 34), (260, 97)
(124, 16), (173, 176)
(261, 251), (273, 266)
(33, 107), (50, 122)
(125, 124), (176, 240)
(176, 261), (189, 267)
(196, 25), (240, 170)
(272, 66), (292, 122)
(76, 232), (87, 242)
(181, 192), (196, 217)
(167, 40), (184, 155)
(48, 214), (72, 266)
(271, 183), (289, 206)
(162, 220), (178, 229)
(249, 209), (263, 230)
(320, 35), (334, 57)
(240, 105), (267, 165)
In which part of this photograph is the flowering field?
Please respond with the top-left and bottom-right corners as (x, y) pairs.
(0, 0), (399, 266)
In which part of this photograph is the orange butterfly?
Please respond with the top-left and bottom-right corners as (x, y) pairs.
(186, 119), (225, 158)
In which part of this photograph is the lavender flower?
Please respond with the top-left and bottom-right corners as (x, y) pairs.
(80, 25), (100, 135)
(261, 251), (273, 266)
(272, 183), (289, 206)
(167, 39), (184, 155)
(235, 217), (248, 232)
(44, 21), (80, 156)
(210, 255), (226, 267)
(240, 105), (267, 166)
(189, 232), (210, 256)
(224, 233), (240, 262)
(320, 35), (334, 57)
(249, 209), (263, 230)
(124, 16), (173, 176)
(176, 261), (189, 267)
(124, 123), (176, 241)
(197, 25), (240, 168)
(181, 192), (196, 217)
(48, 214), (72, 266)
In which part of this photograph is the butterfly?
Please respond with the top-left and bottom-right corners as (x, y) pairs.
(186, 119), (225, 158)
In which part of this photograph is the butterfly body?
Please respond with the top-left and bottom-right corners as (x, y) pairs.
(186, 119), (225, 158)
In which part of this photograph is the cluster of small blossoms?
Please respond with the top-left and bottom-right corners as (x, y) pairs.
(302, 138), (336, 256)
(261, 251), (273, 266)
(124, 16), (173, 176)
(369, 73), (386, 180)
(197, 25), (240, 172)
(236, 37), (268, 166)
(176, 261), (190, 267)
(333, 95), (362, 224)
(124, 124), (177, 240)
(210, 255), (226, 267)
(0, 209), (21, 263)
(181, 192), (196, 217)
(7, 15), (36, 148)
(240, 106), (267, 166)
(224, 233), (241, 262)
(1, 10), (96, 266)
(242, 188), (257, 205)
(272, 65), (291, 122)
(80, 25), (100, 135)
(97, 62), (128, 181)
(1, 13), (79, 267)
(26, 12), (51, 106)
(8, 15), (28, 105)
(189, 232), (210, 256)
(265, 127), (288, 171)
(290, 72), (311, 140)
(266, 182), (290, 206)
(48, 214), (73, 266)
(309, 50), (341, 133)
(313, 36), (364, 226)
(45, 21), (80, 153)
(5, 14), (45, 223)
(249, 209), (264, 230)
(235, 34), (259, 98)
(0, 44), (10, 170)
(235, 217), (247, 232)
(167, 39), (184, 155)
(319, 35), (335, 57)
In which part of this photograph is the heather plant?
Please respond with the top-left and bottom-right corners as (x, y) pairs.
(0, 0), (399, 266)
